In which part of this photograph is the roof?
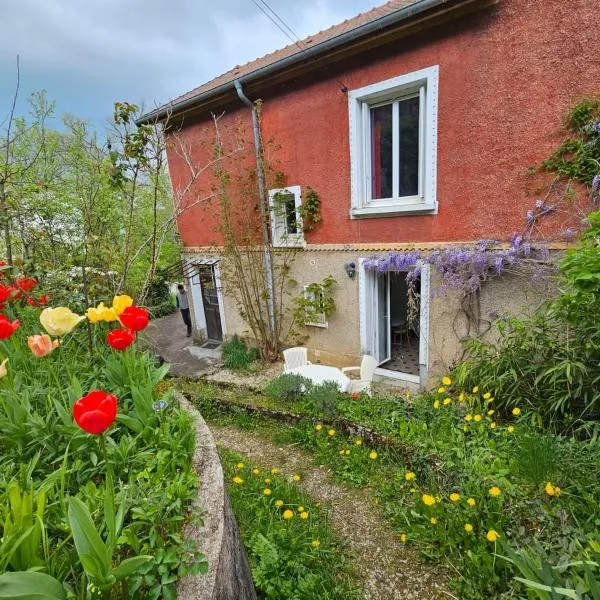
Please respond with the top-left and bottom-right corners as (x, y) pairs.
(139, 0), (488, 124)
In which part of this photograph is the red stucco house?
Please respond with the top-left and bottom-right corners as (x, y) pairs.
(141, 0), (599, 387)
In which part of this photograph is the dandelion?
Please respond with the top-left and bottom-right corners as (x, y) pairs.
(430, 517), (438, 525)
(282, 509), (294, 520)
(488, 487), (501, 497)
(355, 439), (363, 446)
(545, 482), (561, 496)
(464, 523), (473, 533)
(465, 414), (473, 422)
(236, 462), (244, 469)
(472, 386), (479, 393)
(438, 386), (446, 394)
(486, 530), (500, 542)
(450, 493), (461, 502)
(345, 449), (351, 455)
(433, 400), (440, 410)
(339, 450), (345, 455)
(293, 474), (301, 481)
(483, 392), (491, 399)
(315, 424), (323, 431)
(443, 398), (452, 405)
(473, 414), (482, 422)
(405, 472), (416, 481)
(459, 392), (466, 402)
(507, 425), (515, 433)
(300, 511), (309, 520)
(311, 539), (321, 548)
(328, 429), (335, 437)
(264, 478), (271, 484)
(467, 497), (476, 507)
(400, 533), (408, 543)
(486, 397), (494, 403)
(271, 468), (280, 475)
(232, 476), (243, 484)
(252, 468), (260, 475)
(512, 407), (521, 416)
(490, 422), (497, 429)
(369, 451), (378, 460)
(422, 494), (436, 506)
(442, 376), (452, 386)
(487, 409), (495, 416)
(263, 488), (272, 496)
(298, 506), (305, 512)
(275, 500), (284, 507)
(410, 487), (416, 493)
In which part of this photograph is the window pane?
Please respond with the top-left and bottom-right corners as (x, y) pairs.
(370, 104), (393, 200)
(283, 192), (298, 234)
(398, 96), (420, 197)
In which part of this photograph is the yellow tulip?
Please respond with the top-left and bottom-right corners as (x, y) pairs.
(86, 305), (105, 324)
(0, 358), (8, 378)
(40, 307), (85, 337)
(112, 294), (133, 316)
(101, 306), (118, 322)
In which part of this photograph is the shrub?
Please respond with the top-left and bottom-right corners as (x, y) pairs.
(265, 374), (312, 403)
(149, 298), (176, 318)
(307, 381), (342, 418)
(222, 334), (260, 371)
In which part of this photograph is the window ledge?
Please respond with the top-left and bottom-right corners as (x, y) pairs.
(351, 202), (437, 218)
(273, 239), (306, 249)
(305, 321), (328, 328)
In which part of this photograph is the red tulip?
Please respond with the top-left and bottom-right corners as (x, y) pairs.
(16, 277), (36, 292)
(38, 295), (49, 305)
(119, 306), (149, 332)
(106, 328), (136, 350)
(26, 297), (38, 307)
(0, 285), (14, 303)
(73, 390), (118, 435)
(0, 315), (20, 339)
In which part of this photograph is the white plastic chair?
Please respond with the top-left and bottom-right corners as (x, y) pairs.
(283, 347), (312, 372)
(342, 355), (378, 396)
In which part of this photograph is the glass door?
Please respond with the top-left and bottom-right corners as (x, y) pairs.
(374, 272), (391, 366)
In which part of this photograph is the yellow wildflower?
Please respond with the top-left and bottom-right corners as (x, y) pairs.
(487, 409), (495, 416)
(443, 398), (452, 405)
(450, 493), (461, 502)
(483, 392), (491, 399)
(545, 482), (561, 497)
(507, 425), (515, 433)
(442, 376), (452, 386)
(263, 488), (272, 496)
(339, 450), (345, 455)
(369, 451), (378, 460)
(232, 476), (243, 484)
(405, 472), (416, 481)
(486, 397), (494, 403)
(467, 497), (476, 507)
(293, 474), (301, 481)
(311, 539), (320, 548)
(433, 400), (440, 410)
(300, 511), (309, 520)
(486, 530), (500, 543)
(315, 424), (322, 431)
(490, 422), (497, 429)
(264, 478), (271, 484)
(437, 387), (446, 394)
(410, 487), (416, 493)
(275, 500), (284, 507)
(355, 439), (363, 446)
(328, 429), (335, 437)
(298, 506), (305, 512)
(422, 494), (436, 506)
(282, 509), (294, 520)
(400, 533), (408, 543)
(488, 487), (501, 497)
(430, 517), (438, 525)
(465, 414), (473, 422)
(345, 449), (351, 455)
(236, 462), (244, 469)
(473, 414), (482, 422)
(512, 407), (521, 416)
(252, 468), (260, 475)
(554, 486), (561, 495)
(271, 468), (280, 475)
(472, 386), (479, 393)
(464, 523), (473, 533)
(459, 392), (466, 402)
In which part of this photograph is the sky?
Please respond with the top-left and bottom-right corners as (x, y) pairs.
(0, 0), (384, 129)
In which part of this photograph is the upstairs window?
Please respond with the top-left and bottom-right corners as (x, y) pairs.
(349, 66), (439, 217)
(269, 185), (304, 248)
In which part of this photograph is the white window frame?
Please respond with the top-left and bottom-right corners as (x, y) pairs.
(268, 185), (305, 248)
(303, 285), (328, 328)
(348, 65), (439, 218)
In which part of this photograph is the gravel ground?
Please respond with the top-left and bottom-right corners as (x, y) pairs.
(211, 424), (452, 600)
(205, 361), (285, 390)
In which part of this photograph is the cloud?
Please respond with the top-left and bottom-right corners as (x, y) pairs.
(0, 0), (378, 125)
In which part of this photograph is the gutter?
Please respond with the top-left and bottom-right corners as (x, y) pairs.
(137, 0), (471, 125)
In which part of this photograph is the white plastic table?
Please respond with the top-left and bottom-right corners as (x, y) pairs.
(287, 364), (351, 392)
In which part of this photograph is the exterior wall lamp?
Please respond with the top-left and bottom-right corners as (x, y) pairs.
(344, 262), (356, 279)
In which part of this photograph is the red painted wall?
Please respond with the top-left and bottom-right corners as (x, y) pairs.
(167, 0), (600, 248)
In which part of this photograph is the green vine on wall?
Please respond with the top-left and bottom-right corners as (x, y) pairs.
(299, 187), (322, 231)
(293, 275), (336, 328)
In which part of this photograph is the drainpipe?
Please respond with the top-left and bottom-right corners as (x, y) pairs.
(234, 80), (277, 352)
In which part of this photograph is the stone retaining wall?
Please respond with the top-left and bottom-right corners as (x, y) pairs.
(176, 392), (257, 600)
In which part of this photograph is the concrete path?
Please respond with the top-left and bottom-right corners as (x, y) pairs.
(143, 312), (222, 377)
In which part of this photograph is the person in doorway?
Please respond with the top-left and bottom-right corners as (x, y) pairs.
(175, 284), (192, 337)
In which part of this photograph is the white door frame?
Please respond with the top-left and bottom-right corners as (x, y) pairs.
(359, 258), (430, 386)
(187, 258), (227, 340)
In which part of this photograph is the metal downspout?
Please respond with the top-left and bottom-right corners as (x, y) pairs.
(234, 80), (277, 352)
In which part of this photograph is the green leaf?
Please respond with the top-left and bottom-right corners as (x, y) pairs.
(514, 577), (580, 599)
(116, 414), (143, 433)
(0, 571), (66, 599)
(111, 556), (153, 581)
(67, 497), (110, 581)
